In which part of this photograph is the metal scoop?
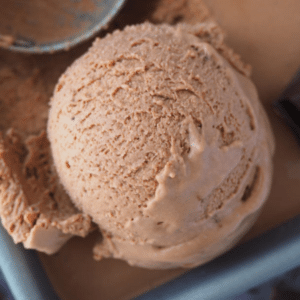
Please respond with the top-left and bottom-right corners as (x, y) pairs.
(0, 0), (126, 54)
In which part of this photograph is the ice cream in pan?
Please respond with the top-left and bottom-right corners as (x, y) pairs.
(0, 21), (274, 269)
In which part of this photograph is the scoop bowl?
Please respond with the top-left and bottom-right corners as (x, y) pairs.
(0, 0), (126, 54)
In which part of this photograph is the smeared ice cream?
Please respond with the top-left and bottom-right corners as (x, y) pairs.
(47, 22), (274, 269)
(0, 130), (94, 254)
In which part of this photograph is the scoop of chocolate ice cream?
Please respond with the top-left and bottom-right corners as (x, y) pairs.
(47, 22), (274, 269)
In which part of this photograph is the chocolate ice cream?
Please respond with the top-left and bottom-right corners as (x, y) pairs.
(47, 22), (274, 269)
(0, 130), (94, 254)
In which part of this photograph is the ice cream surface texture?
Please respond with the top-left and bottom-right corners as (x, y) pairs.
(48, 22), (275, 269)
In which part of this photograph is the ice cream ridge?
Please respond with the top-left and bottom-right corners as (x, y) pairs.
(1, 22), (275, 269)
